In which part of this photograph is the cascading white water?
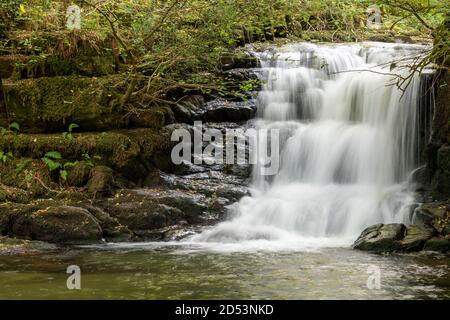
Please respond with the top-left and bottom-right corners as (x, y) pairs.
(191, 42), (430, 248)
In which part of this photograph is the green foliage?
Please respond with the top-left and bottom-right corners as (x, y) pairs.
(2, 0), (448, 105)
(15, 158), (32, 175)
(82, 153), (101, 169)
(62, 123), (79, 141)
(8, 122), (20, 132)
(41, 151), (78, 181)
(1, 122), (20, 135)
(0, 151), (13, 163)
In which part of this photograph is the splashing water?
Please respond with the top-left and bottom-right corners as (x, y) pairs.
(190, 42), (431, 248)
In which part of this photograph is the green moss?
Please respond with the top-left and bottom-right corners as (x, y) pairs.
(0, 128), (170, 171)
(3, 75), (174, 132)
(3, 75), (124, 130)
(0, 159), (57, 199)
(0, 184), (32, 203)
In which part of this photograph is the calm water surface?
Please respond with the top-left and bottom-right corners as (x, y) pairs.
(0, 242), (449, 299)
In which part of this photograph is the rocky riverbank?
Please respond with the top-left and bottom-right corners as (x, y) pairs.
(0, 39), (258, 252)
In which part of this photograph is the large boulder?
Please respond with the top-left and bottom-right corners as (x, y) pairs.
(352, 223), (405, 252)
(399, 224), (434, 251)
(102, 190), (207, 232)
(80, 204), (131, 240)
(9, 205), (103, 243)
(0, 201), (133, 243)
(87, 166), (115, 195)
(413, 202), (449, 234)
(204, 98), (257, 122)
(413, 202), (447, 225)
(353, 223), (437, 253)
(171, 95), (205, 124)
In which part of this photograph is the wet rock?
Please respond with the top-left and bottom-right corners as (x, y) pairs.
(87, 166), (115, 195)
(204, 98), (257, 122)
(171, 95), (205, 123)
(352, 223), (405, 252)
(437, 145), (450, 173)
(107, 202), (172, 231)
(100, 190), (206, 236)
(423, 237), (450, 253)
(409, 165), (431, 192)
(394, 35), (415, 44)
(0, 236), (57, 255)
(0, 184), (32, 203)
(9, 205), (103, 243)
(130, 106), (175, 128)
(412, 202), (449, 232)
(81, 204), (131, 241)
(223, 68), (260, 82)
(134, 189), (208, 224)
(353, 223), (440, 253)
(66, 161), (92, 187)
(220, 52), (259, 70)
(399, 225), (434, 251)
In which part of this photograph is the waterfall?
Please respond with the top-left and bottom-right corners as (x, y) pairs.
(191, 42), (431, 247)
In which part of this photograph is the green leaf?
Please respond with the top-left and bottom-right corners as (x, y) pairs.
(60, 170), (68, 181)
(8, 122), (20, 132)
(44, 151), (62, 160)
(82, 153), (91, 161)
(64, 161), (78, 169)
(68, 123), (79, 132)
(42, 157), (61, 171)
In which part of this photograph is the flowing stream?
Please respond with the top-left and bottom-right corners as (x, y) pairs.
(192, 42), (431, 248)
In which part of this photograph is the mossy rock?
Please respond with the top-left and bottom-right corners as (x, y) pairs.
(0, 128), (169, 169)
(399, 225), (434, 251)
(0, 55), (29, 79)
(424, 237), (450, 253)
(0, 184), (33, 203)
(79, 204), (131, 240)
(0, 128), (172, 195)
(413, 202), (447, 222)
(66, 161), (91, 187)
(3, 75), (124, 132)
(0, 159), (57, 199)
(220, 52), (259, 70)
(7, 30), (117, 78)
(0, 236), (57, 255)
(353, 223), (406, 252)
(9, 205), (102, 243)
(0, 201), (131, 243)
(130, 106), (175, 129)
(3, 75), (175, 133)
(86, 165), (114, 195)
(99, 190), (207, 235)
